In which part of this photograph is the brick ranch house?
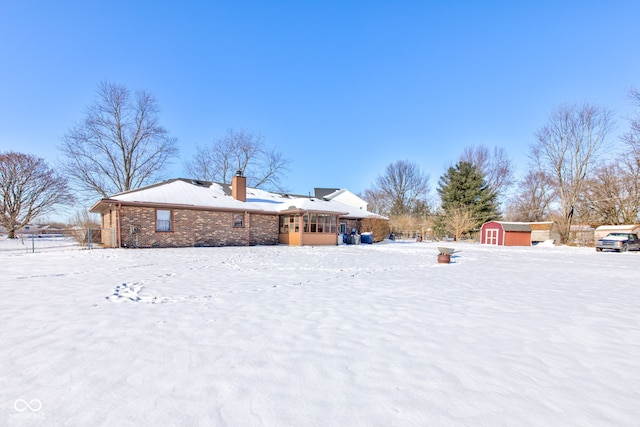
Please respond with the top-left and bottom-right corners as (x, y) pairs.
(90, 174), (387, 248)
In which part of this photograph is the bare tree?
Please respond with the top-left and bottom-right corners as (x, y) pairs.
(361, 188), (390, 216)
(505, 170), (553, 222)
(69, 209), (100, 226)
(599, 87), (640, 224)
(531, 102), (614, 243)
(459, 145), (514, 202)
(616, 87), (640, 223)
(621, 88), (640, 157)
(0, 152), (73, 238)
(59, 81), (179, 200)
(366, 160), (430, 216)
(618, 155), (640, 223)
(580, 162), (640, 225)
(185, 128), (290, 191)
(440, 204), (477, 241)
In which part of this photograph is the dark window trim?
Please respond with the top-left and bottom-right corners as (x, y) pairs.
(233, 213), (244, 228)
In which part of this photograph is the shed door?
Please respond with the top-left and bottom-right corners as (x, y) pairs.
(485, 228), (499, 245)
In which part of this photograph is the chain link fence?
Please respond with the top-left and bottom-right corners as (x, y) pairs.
(0, 228), (103, 254)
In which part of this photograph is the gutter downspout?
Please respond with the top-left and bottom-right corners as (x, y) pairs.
(116, 203), (122, 248)
(245, 211), (250, 245)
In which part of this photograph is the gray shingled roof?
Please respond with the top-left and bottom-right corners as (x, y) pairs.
(314, 188), (340, 199)
(498, 222), (532, 232)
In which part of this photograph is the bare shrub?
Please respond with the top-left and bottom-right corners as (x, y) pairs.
(68, 210), (101, 246)
(359, 218), (390, 242)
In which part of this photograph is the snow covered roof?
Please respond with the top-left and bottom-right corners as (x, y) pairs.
(594, 224), (640, 232)
(91, 179), (386, 220)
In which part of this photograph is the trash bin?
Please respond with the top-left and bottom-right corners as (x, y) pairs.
(361, 232), (373, 244)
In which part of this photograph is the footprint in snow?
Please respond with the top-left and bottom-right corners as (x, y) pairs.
(106, 282), (144, 302)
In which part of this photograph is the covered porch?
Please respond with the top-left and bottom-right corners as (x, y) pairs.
(278, 209), (344, 246)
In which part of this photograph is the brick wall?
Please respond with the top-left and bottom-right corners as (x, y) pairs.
(249, 214), (279, 245)
(98, 205), (365, 248)
(116, 206), (278, 248)
(343, 219), (362, 234)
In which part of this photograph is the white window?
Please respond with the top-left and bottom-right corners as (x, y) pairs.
(156, 210), (171, 232)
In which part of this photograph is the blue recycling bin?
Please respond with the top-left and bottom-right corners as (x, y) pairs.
(361, 233), (373, 244)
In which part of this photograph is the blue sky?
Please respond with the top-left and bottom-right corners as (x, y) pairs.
(1, 1), (640, 200)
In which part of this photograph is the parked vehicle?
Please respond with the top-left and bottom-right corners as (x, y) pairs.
(595, 233), (640, 252)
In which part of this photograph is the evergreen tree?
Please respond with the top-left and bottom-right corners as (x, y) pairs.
(437, 161), (501, 232)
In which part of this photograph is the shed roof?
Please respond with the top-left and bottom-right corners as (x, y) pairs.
(489, 221), (532, 232)
(594, 224), (640, 232)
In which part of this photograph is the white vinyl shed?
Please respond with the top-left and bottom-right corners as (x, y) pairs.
(594, 224), (640, 241)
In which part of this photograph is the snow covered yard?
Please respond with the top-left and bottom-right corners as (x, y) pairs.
(1, 240), (639, 426)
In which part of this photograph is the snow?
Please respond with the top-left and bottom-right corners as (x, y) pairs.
(2, 239), (639, 426)
(596, 225), (639, 232)
(103, 179), (382, 219)
(598, 234), (631, 242)
(109, 179), (274, 210)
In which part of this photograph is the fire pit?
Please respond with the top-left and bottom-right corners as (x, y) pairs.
(437, 247), (457, 264)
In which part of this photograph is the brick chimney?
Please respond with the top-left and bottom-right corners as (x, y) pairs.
(231, 170), (246, 202)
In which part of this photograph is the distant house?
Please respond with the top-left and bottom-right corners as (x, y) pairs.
(0, 224), (41, 236)
(314, 188), (369, 212)
(529, 222), (554, 244)
(480, 221), (532, 246)
(570, 225), (595, 246)
(90, 174), (387, 248)
(41, 225), (65, 235)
